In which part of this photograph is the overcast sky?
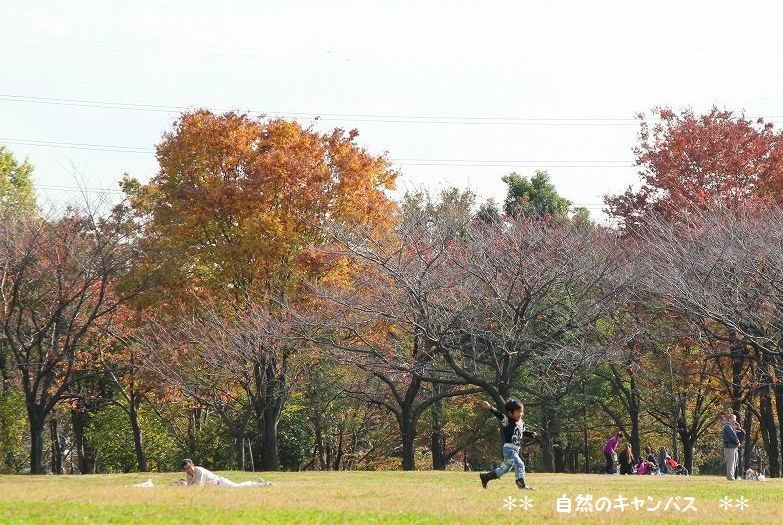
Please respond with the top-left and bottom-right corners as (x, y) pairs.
(2, 1), (782, 216)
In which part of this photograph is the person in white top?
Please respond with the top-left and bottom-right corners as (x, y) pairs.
(181, 459), (272, 487)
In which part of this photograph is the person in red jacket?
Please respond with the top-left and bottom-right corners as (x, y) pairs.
(663, 449), (689, 475)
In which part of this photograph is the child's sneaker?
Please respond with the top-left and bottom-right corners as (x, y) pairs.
(516, 478), (534, 490)
(479, 471), (497, 488)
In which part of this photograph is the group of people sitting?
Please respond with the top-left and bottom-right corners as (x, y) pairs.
(603, 432), (689, 476)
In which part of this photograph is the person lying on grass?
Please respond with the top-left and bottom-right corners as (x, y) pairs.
(181, 459), (271, 487)
(478, 398), (537, 491)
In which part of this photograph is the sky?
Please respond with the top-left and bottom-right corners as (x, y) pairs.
(2, 0), (783, 217)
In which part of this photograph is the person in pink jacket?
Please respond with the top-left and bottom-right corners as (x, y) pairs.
(602, 432), (622, 474)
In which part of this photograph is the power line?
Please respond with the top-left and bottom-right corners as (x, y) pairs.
(3, 136), (618, 208)
(398, 162), (632, 168)
(37, 184), (125, 195)
(0, 138), (152, 153)
(0, 39), (661, 66)
(4, 94), (783, 126)
(1, 137), (635, 167)
(394, 158), (630, 163)
(0, 93), (641, 125)
(31, 183), (608, 208)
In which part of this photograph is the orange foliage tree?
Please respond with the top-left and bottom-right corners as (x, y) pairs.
(122, 111), (397, 470)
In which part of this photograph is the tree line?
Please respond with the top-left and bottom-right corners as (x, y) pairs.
(1, 107), (782, 477)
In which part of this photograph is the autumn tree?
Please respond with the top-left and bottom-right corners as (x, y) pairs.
(433, 216), (635, 472)
(603, 107), (783, 470)
(597, 303), (728, 473)
(592, 303), (680, 463)
(144, 300), (311, 471)
(0, 146), (38, 399)
(295, 363), (398, 471)
(0, 205), (142, 473)
(605, 107), (783, 230)
(97, 308), (166, 473)
(124, 110), (397, 470)
(315, 187), (484, 470)
(67, 365), (114, 474)
(326, 198), (635, 471)
(636, 205), (783, 476)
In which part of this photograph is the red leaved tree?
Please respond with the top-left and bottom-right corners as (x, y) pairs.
(605, 107), (783, 230)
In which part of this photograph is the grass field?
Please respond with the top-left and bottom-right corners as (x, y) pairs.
(0, 471), (780, 524)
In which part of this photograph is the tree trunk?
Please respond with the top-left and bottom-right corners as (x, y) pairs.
(325, 436), (332, 471)
(742, 409), (754, 472)
(251, 357), (287, 472)
(774, 372), (783, 472)
(582, 381), (590, 473)
(333, 425), (344, 470)
(539, 397), (558, 473)
(0, 343), (10, 397)
(71, 409), (97, 474)
(235, 436), (245, 471)
(28, 411), (45, 474)
(398, 373), (422, 471)
(314, 418), (326, 470)
(401, 410), (416, 471)
(187, 408), (200, 458)
(430, 397), (446, 470)
(554, 445), (565, 472)
(680, 437), (694, 474)
(758, 379), (781, 477)
(666, 355), (678, 462)
(128, 399), (148, 472)
(261, 406), (280, 471)
(431, 429), (445, 470)
(730, 335), (744, 415)
(628, 375), (641, 459)
(49, 419), (63, 474)
(570, 445), (580, 473)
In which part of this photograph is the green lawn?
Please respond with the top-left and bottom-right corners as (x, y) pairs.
(0, 471), (779, 524)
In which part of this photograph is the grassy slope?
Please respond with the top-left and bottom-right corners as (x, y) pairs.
(0, 471), (779, 524)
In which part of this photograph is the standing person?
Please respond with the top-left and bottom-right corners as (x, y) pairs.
(644, 446), (657, 467)
(644, 446), (660, 475)
(658, 447), (669, 475)
(618, 443), (634, 475)
(182, 459), (271, 487)
(478, 398), (537, 490)
(722, 414), (745, 481)
(602, 432), (622, 474)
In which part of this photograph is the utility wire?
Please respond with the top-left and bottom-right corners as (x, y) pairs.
(3, 94), (783, 125)
(0, 94), (642, 125)
(32, 183), (609, 208)
(1, 137), (635, 167)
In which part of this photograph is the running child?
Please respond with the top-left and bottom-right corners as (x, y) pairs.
(478, 398), (536, 490)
